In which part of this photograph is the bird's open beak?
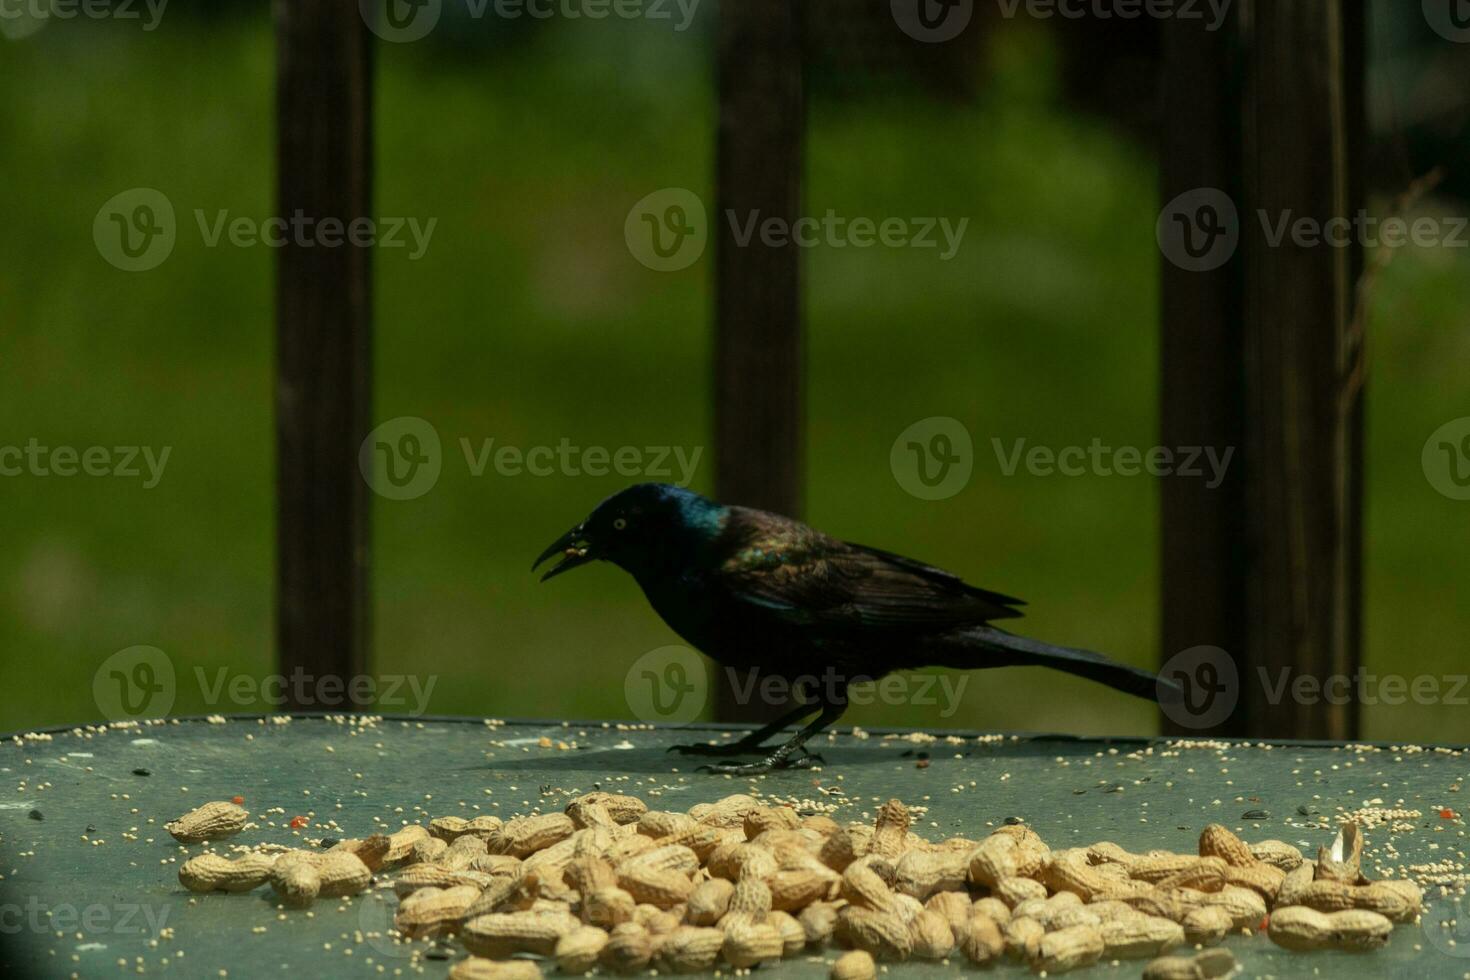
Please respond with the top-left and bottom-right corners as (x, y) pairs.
(532, 522), (595, 582)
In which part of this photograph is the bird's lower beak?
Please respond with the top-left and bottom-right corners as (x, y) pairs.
(532, 523), (595, 582)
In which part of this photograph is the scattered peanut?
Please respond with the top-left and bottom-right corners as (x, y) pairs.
(1181, 905), (1234, 945)
(160, 789), (1426, 977)
(165, 801), (248, 843)
(447, 958), (541, 980)
(1143, 948), (1240, 980)
(1268, 905), (1394, 951)
(830, 948), (877, 980)
(177, 852), (275, 893)
(658, 925), (725, 972)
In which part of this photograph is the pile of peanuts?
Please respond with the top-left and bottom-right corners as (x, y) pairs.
(168, 792), (1424, 979)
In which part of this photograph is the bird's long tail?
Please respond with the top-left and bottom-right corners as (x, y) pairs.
(935, 626), (1182, 703)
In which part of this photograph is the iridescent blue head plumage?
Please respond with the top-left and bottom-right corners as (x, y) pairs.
(532, 483), (729, 581)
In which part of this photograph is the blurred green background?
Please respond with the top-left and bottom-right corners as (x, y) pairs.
(1, 4), (1467, 742)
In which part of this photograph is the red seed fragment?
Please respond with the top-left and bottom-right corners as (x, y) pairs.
(1441, 808), (1457, 820)
(232, 795), (245, 805)
(290, 816), (309, 829)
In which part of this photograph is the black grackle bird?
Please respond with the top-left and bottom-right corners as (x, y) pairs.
(535, 483), (1181, 774)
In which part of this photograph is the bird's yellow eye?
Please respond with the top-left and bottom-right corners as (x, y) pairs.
(613, 518), (627, 530)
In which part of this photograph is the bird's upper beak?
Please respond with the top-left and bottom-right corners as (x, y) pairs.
(532, 522), (595, 582)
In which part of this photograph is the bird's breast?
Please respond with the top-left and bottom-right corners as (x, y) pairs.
(636, 571), (787, 670)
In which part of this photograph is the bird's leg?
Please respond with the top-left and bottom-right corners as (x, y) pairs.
(696, 698), (847, 775)
(669, 700), (818, 757)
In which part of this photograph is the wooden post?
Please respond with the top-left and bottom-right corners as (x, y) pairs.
(1159, 4), (1246, 735)
(713, 0), (804, 722)
(1160, 0), (1364, 739)
(274, 0), (373, 708)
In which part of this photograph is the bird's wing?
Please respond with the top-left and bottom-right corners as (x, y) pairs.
(717, 518), (1024, 633)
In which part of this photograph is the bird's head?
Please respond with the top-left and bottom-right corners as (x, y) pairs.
(533, 483), (727, 581)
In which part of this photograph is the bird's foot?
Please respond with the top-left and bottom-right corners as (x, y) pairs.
(667, 740), (771, 757)
(694, 751), (823, 776)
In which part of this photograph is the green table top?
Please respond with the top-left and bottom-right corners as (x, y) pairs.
(2, 716), (1467, 979)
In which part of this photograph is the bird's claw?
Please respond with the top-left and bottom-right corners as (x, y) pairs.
(668, 740), (769, 757)
(694, 755), (819, 776)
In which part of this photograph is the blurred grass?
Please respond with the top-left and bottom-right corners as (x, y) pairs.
(1, 16), (1467, 742)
